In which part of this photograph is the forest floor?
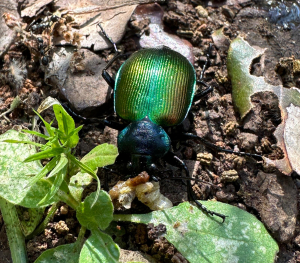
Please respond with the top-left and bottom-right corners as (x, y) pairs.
(0, 0), (300, 262)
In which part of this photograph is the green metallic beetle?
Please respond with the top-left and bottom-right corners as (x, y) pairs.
(84, 24), (261, 221)
(98, 24), (230, 221)
(115, 47), (196, 169)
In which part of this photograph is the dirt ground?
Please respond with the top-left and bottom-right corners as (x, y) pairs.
(0, 0), (300, 262)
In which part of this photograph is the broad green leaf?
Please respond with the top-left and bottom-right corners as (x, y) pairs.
(38, 154), (68, 205)
(67, 154), (100, 207)
(16, 206), (44, 236)
(76, 191), (113, 230)
(81, 144), (118, 171)
(65, 125), (83, 143)
(104, 222), (126, 250)
(35, 242), (81, 263)
(114, 201), (278, 263)
(0, 130), (58, 207)
(70, 144), (118, 202)
(79, 228), (120, 263)
(17, 179), (58, 208)
(69, 171), (93, 202)
(24, 147), (64, 162)
(53, 104), (79, 148)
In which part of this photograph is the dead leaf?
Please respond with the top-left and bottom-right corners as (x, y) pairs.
(227, 36), (300, 175)
(54, 0), (164, 50)
(0, 0), (19, 56)
(20, 0), (164, 50)
(21, 0), (54, 17)
(135, 3), (194, 64)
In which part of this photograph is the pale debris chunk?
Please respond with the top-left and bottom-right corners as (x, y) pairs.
(136, 182), (173, 210)
(109, 172), (173, 210)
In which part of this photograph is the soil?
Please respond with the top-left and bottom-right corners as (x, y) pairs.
(1, 0), (300, 262)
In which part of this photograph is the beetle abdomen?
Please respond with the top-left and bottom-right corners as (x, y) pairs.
(114, 47), (196, 126)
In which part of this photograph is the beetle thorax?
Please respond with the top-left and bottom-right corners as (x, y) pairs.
(117, 118), (171, 164)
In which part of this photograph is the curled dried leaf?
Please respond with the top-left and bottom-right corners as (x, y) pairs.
(3, 13), (25, 29)
(64, 32), (73, 42)
(72, 32), (83, 46)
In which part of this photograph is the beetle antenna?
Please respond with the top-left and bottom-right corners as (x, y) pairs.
(97, 23), (118, 53)
(199, 43), (213, 81)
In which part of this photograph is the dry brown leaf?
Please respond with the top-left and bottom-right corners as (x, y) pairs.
(21, 0), (54, 17)
(227, 36), (300, 175)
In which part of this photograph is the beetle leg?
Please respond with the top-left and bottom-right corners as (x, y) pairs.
(199, 43), (213, 81)
(194, 43), (214, 102)
(193, 80), (213, 102)
(62, 104), (126, 130)
(102, 166), (121, 191)
(97, 22), (117, 88)
(164, 151), (227, 222)
(97, 23), (134, 89)
(182, 133), (263, 160)
(102, 53), (133, 89)
(97, 22), (119, 88)
(97, 23), (118, 53)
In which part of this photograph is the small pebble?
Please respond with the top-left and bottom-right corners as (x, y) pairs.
(196, 6), (208, 18)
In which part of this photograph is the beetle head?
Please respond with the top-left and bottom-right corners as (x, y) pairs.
(118, 117), (171, 173)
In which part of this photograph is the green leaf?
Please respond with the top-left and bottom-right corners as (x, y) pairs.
(66, 125), (83, 141)
(114, 201), (278, 263)
(67, 154), (100, 207)
(26, 156), (59, 188)
(1, 139), (44, 147)
(21, 129), (50, 139)
(81, 144), (118, 171)
(38, 154), (68, 205)
(69, 171), (93, 203)
(79, 228), (120, 263)
(0, 197), (27, 263)
(76, 191), (113, 230)
(53, 104), (79, 148)
(35, 242), (81, 263)
(24, 147), (64, 162)
(16, 206), (44, 236)
(33, 109), (55, 137)
(46, 155), (66, 178)
(0, 130), (58, 207)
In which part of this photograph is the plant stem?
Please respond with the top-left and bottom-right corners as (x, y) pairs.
(26, 202), (60, 240)
(56, 189), (80, 210)
(0, 196), (27, 263)
(76, 226), (87, 247)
